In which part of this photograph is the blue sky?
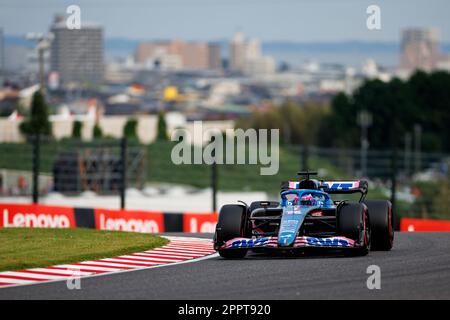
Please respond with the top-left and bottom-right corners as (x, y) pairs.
(1, 0), (449, 42)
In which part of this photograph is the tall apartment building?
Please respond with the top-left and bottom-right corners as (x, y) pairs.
(135, 40), (222, 71)
(229, 32), (274, 75)
(229, 32), (246, 72)
(50, 17), (104, 86)
(400, 28), (440, 72)
(208, 43), (222, 70)
(245, 39), (261, 61)
(182, 42), (209, 69)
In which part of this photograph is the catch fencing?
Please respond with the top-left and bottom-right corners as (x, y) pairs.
(1, 139), (449, 218)
(0, 136), (146, 209)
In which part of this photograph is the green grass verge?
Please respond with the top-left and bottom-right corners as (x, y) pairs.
(0, 228), (168, 272)
(147, 141), (346, 195)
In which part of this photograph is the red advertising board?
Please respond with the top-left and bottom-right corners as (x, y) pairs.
(0, 203), (75, 228)
(183, 212), (218, 233)
(94, 208), (164, 233)
(400, 218), (450, 232)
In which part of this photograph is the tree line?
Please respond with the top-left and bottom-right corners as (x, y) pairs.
(19, 91), (169, 142)
(238, 70), (450, 153)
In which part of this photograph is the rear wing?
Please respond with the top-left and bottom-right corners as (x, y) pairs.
(320, 180), (368, 196)
(281, 180), (368, 201)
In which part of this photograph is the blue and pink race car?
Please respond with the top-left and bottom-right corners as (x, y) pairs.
(214, 171), (394, 258)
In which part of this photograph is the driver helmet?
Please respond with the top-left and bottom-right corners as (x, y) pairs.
(301, 193), (315, 205)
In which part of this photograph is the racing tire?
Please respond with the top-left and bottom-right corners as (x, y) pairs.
(338, 203), (370, 256)
(364, 200), (394, 251)
(214, 204), (248, 259)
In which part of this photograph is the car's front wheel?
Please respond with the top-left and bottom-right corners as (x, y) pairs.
(214, 204), (248, 259)
(338, 202), (370, 256)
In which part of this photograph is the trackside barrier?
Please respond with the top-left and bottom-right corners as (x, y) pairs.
(0, 203), (217, 233)
(400, 218), (450, 232)
(2, 203), (449, 233)
(0, 203), (76, 228)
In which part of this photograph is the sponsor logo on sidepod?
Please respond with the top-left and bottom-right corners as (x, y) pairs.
(2, 208), (71, 228)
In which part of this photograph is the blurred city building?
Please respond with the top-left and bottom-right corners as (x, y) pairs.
(399, 27), (448, 73)
(208, 43), (222, 70)
(361, 59), (392, 82)
(243, 56), (276, 76)
(229, 32), (275, 76)
(134, 40), (221, 71)
(50, 15), (104, 87)
(4, 14), (449, 139)
(229, 32), (247, 72)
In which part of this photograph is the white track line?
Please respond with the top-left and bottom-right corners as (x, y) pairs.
(0, 278), (38, 285)
(26, 268), (94, 276)
(130, 252), (196, 259)
(167, 242), (213, 247)
(166, 242), (213, 247)
(99, 258), (159, 266)
(53, 264), (124, 272)
(119, 255), (183, 262)
(0, 272), (70, 280)
(151, 248), (211, 255)
(76, 261), (147, 269)
(164, 245), (213, 252)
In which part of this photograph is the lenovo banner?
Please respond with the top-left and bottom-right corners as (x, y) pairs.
(401, 218), (450, 232)
(183, 212), (217, 233)
(0, 203), (75, 228)
(94, 208), (164, 233)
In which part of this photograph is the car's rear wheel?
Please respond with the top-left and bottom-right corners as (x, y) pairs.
(364, 200), (393, 251)
(214, 204), (248, 259)
(338, 203), (370, 256)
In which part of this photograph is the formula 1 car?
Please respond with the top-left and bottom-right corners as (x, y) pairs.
(214, 171), (394, 258)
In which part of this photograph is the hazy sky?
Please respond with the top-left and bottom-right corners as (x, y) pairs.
(1, 0), (449, 42)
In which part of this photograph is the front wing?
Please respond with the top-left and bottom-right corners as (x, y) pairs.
(220, 236), (359, 250)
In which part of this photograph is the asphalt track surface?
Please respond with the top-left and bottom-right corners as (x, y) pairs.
(1, 232), (449, 299)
